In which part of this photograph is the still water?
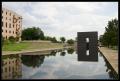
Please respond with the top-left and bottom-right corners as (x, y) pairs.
(1, 48), (118, 79)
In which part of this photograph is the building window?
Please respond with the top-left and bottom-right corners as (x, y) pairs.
(6, 30), (7, 33)
(9, 31), (11, 33)
(13, 31), (14, 34)
(12, 60), (14, 63)
(6, 22), (7, 28)
(9, 23), (11, 28)
(2, 29), (3, 32)
(6, 12), (7, 15)
(5, 67), (7, 72)
(16, 59), (17, 63)
(13, 24), (14, 28)
(6, 36), (7, 39)
(12, 67), (14, 72)
(1, 22), (3, 27)
(9, 67), (11, 72)
(4, 62), (6, 65)
(6, 17), (7, 20)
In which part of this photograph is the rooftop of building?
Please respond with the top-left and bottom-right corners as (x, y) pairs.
(2, 7), (22, 18)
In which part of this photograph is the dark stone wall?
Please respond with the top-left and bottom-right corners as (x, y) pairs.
(77, 32), (98, 62)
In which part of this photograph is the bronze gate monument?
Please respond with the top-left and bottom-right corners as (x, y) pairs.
(77, 32), (98, 61)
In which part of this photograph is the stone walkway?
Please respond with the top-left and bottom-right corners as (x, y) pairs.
(99, 47), (118, 74)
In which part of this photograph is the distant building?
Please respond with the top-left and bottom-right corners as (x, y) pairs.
(2, 7), (22, 41)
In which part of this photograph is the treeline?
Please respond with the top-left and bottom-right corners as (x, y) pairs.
(21, 27), (74, 45)
(99, 18), (118, 48)
(22, 27), (45, 40)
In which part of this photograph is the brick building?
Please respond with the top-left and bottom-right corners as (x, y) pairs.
(2, 7), (22, 41)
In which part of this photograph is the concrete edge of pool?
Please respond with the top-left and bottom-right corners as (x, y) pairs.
(98, 47), (118, 74)
(99, 50), (119, 79)
(2, 46), (74, 55)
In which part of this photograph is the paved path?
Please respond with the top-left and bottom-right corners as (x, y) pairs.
(99, 47), (118, 74)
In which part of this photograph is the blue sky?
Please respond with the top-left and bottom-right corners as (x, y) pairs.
(2, 2), (118, 40)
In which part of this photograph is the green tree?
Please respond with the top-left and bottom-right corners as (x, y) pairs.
(45, 36), (58, 43)
(67, 39), (74, 45)
(51, 37), (58, 43)
(21, 27), (44, 40)
(99, 18), (118, 48)
(60, 37), (66, 43)
(45, 36), (52, 41)
(9, 36), (16, 43)
(39, 31), (44, 40)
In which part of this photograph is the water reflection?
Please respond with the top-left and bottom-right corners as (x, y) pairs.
(2, 54), (22, 79)
(60, 51), (66, 56)
(2, 49), (118, 79)
(67, 48), (74, 54)
(50, 51), (57, 56)
(21, 55), (45, 68)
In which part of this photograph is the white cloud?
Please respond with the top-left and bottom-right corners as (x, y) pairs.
(2, 2), (118, 40)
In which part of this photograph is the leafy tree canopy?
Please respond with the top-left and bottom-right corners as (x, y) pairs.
(21, 27), (44, 40)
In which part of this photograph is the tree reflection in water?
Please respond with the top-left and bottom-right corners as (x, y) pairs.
(50, 51), (57, 56)
(60, 51), (66, 56)
(44, 50), (57, 57)
(21, 55), (45, 68)
(67, 48), (74, 54)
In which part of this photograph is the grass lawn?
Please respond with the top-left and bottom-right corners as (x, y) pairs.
(2, 41), (65, 51)
(2, 42), (30, 51)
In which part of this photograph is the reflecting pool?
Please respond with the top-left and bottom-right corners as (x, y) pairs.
(1, 48), (118, 79)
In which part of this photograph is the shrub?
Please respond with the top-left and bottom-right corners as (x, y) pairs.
(67, 39), (74, 45)
(15, 36), (20, 41)
(9, 36), (16, 43)
(51, 37), (58, 43)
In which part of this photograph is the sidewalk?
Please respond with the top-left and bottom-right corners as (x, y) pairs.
(99, 47), (118, 74)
